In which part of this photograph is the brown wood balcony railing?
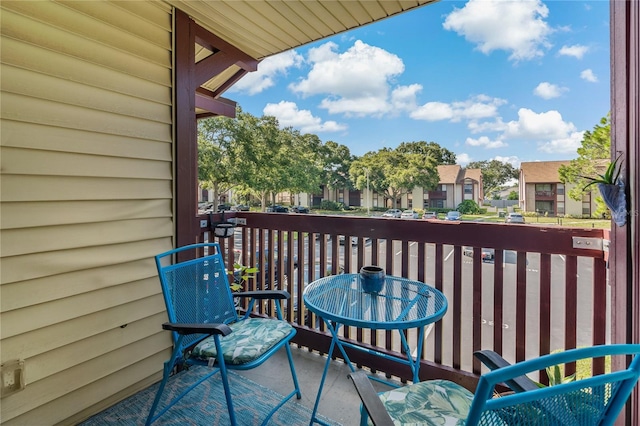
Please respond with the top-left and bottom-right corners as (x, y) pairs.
(199, 212), (608, 391)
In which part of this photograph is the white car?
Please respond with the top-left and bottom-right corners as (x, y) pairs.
(422, 211), (438, 220)
(382, 209), (402, 218)
(400, 209), (419, 219)
(505, 213), (525, 223)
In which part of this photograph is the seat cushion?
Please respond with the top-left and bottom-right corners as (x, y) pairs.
(191, 318), (294, 365)
(375, 379), (474, 425)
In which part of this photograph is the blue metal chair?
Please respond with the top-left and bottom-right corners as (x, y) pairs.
(145, 243), (301, 426)
(349, 344), (640, 426)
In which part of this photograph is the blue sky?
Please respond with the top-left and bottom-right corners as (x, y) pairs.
(227, 0), (610, 168)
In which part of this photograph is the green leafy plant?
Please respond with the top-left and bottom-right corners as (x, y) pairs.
(230, 263), (258, 291)
(581, 156), (622, 190)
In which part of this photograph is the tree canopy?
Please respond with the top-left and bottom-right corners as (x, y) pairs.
(558, 114), (610, 215)
(350, 146), (440, 208)
(198, 109), (347, 210)
(466, 159), (519, 197)
(395, 141), (457, 165)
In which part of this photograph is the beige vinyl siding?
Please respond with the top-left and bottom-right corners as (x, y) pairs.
(0, 1), (174, 424)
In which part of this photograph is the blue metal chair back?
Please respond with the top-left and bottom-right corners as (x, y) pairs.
(468, 344), (640, 426)
(155, 243), (236, 353)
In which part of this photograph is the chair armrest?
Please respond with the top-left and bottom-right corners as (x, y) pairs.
(474, 350), (539, 392)
(162, 322), (232, 336)
(234, 290), (291, 300)
(347, 371), (395, 426)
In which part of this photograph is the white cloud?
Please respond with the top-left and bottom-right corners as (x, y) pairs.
(465, 136), (508, 149)
(493, 155), (521, 168)
(263, 101), (347, 133)
(231, 50), (303, 95)
(289, 40), (405, 116)
(457, 153), (472, 166)
(533, 82), (568, 99)
(504, 108), (577, 140)
(468, 118), (507, 134)
(538, 131), (585, 154)
(390, 84), (422, 112)
(411, 95), (506, 122)
(558, 44), (589, 59)
(411, 102), (454, 121)
(443, 0), (552, 61)
(580, 69), (598, 82)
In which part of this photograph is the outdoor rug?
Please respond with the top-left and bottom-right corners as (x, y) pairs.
(80, 366), (341, 426)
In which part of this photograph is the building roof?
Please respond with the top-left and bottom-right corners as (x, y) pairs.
(520, 160), (571, 183)
(437, 165), (462, 184)
(463, 168), (482, 183)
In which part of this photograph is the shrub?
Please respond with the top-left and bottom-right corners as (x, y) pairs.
(456, 200), (481, 214)
(320, 200), (343, 211)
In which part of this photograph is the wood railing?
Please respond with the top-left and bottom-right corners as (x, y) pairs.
(199, 212), (609, 390)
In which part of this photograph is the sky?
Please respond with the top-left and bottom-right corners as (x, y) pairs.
(227, 0), (610, 168)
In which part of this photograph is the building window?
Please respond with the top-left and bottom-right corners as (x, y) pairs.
(535, 201), (554, 215)
(557, 184), (564, 196)
(407, 193), (413, 209)
(582, 192), (591, 216)
(535, 184), (552, 191)
(430, 199), (444, 208)
(557, 201), (565, 215)
(372, 193), (379, 208)
(464, 183), (473, 194)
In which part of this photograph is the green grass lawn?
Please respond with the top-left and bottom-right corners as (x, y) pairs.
(468, 214), (611, 229)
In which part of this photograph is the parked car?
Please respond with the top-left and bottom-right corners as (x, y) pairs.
(232, 204), (250, 211)
(445, 211), (462, 221)
(400, 209), (419, 219)
(291, 206), (309, 213)
(266, 205), (289, 213)
(382, 209), (402, 218)
(463, 246), (495, 262)
(505, 213), (525, 223)
(217, 203), (232, 211)
(422, 211), (438, 220)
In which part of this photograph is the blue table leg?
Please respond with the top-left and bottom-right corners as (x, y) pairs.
(309, 321), (357, 425)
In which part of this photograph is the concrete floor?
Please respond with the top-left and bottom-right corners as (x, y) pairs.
(236, 345), (396, 425)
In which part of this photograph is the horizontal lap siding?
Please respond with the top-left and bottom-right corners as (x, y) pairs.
(0, 1), (174, 424)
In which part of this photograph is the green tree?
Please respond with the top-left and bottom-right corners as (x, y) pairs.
(466, 159), (519, 197)
(321, 141), (355, 190)
(558, 115), (611, 216)
(197, 116), (237, 209)
(350, 147), (440, 209)
(507, 190), (519, 201)
(396, 141), (457, 165)
(213, 109), (325, 210)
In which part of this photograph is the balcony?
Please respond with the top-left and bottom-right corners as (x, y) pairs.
(535, 190), (556, 198)
(427, 190), (447, 199)
(82, 210), (615, 424)
(203, 211), (609, 389)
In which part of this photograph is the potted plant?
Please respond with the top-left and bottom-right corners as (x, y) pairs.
(582, 156), (627, 226)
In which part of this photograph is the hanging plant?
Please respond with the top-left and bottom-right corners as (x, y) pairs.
(581, 156), (627, 226)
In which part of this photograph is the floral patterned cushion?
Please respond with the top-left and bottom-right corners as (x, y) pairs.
(191, 318), (294, 365)
(373, 379), (474, 426)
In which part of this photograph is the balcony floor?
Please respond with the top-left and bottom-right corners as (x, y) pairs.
(236, 345), (396, 425)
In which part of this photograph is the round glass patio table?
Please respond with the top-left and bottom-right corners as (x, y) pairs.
(303, 273), (447, 425)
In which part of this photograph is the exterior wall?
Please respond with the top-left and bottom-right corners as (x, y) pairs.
(523, 184), (536, 212)
(0, 1), (173, 424)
